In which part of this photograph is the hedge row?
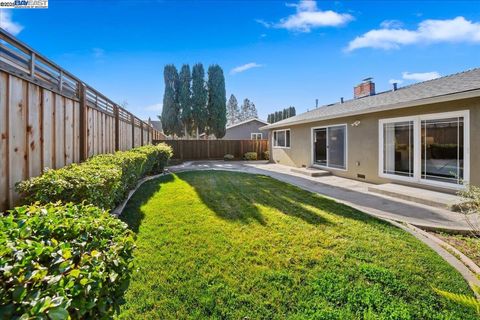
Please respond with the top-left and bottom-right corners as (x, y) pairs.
(16, 144), (173, 210)
(0, 202), (135, 319)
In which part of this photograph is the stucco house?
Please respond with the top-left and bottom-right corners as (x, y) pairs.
(261, 68), (480, 192)
(201, 118), (268, 140)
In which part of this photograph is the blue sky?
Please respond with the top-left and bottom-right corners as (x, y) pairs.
(2, 0), (480, 120)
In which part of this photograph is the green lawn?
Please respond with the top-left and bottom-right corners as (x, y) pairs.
(118, 171), (476, 319)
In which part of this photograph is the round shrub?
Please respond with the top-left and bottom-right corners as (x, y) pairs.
(224, 154), (234, 161)
(263, 150), (269, 160)
(0, 202), (135, 319)
(243, 152), (258, 161)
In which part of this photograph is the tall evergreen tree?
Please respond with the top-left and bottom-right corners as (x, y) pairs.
(249, 102), (258, 119)
(240, 98), (251, 122)
(179, 64), (193, 137)
(191, 63), (208, 138)
(226, 94), (239, 126)
(207, 65), (227, 138)
(290, 106), (296, 116)
(161, 64), (182, 137)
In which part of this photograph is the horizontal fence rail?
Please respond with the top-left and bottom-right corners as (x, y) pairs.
(0, 28), (163, 211)
(155, 139), (269, 161)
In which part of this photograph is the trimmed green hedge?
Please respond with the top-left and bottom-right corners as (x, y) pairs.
(0, 202), (135, 319)
(16, 144), (173, 210)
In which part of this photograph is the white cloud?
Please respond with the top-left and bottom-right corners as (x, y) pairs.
(144, 103), (163, 112)
(92, 48), (105, 58)
(380, 19), (403, 29)
(402, 71), (441, 82)
(230, 62), (263, 75)
(389, 79), (403, 85)
(259, 0), (353, 33)
(0, 10), (24, 36)
(347, 16), (480, 51)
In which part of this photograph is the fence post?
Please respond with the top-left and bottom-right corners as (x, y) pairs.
(78, 83), (88, 161)
(148, 118), (152, 144)
(140, 122), (144, 146)
(114, 105), (120, 151)
(207, 140), (210, 159)
(267, 132), (273, 163)
(130, 114), (135, 149)
(29, 52), (36, 77)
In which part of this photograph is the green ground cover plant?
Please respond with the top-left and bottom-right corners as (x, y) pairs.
(118, 170), (476, 319)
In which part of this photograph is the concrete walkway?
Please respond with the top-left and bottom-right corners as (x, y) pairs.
(168, 160), (479, 232)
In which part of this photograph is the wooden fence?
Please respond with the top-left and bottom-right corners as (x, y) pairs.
(0, 29), (163, 211)
(156, 139), (269, 160)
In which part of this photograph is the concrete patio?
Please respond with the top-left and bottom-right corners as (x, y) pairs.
(168, 160), (479, 232)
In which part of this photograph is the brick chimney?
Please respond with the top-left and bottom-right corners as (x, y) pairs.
(354, 78), (375, 99)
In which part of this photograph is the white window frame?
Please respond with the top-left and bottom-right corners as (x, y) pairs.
(378, 110), (470, 189)
(272, 129), (291, 149)
(251, 133), (263, 140)
(310, 124), (348, 172)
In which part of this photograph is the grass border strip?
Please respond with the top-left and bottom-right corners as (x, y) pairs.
(112, 172), (167, 217)
(410, 225), (480, 275)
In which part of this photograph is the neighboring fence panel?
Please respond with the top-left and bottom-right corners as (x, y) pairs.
(0, 29), (163, 211)
(156, 139), (269, 161)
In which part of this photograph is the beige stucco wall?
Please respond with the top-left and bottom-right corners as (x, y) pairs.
(270, 97), (480, 192)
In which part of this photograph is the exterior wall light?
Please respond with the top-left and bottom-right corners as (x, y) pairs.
(351, 121), (361, 127)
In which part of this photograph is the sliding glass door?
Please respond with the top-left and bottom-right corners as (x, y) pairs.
(314, 128), (327, 166)
(314, 125), (346, 170)
(380, 111), (468, 187)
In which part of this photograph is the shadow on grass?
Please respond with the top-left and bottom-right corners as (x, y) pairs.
(176, 170), (351, 226)
(120, 174), (174, 233)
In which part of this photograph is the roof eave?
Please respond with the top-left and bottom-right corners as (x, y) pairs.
(226, 118), (269, 130)
(260, 88), (480, 130)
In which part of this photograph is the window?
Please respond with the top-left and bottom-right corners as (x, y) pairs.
(379, 111), (469, 188)
(273, 129), (290, 148)
(251, 133), (263, 140)
(313, 125), (347, 170)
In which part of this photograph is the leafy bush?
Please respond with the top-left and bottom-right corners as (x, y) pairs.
(130, 144), (173, 175)
(16, 144), (173, 210)
(86, 152), (147, 203)
(224, 154), (234, 161)
(243, 152), (258, 161)
(0, 202), (135, 319)
(263, 150), (269, 160)
(15, 163), (123, 210)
